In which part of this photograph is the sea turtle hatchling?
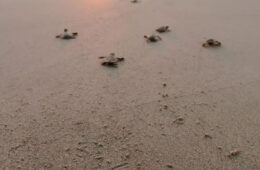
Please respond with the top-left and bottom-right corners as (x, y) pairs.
(131, 0), (138, 3)
(99, 53), (125, 67)
(144, 35), (162, 42)
(56, 29), (78, 40)
(202, 39), (221, 47)
(156, 26), (170, 33)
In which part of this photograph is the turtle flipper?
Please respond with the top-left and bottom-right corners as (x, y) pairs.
(202, 43), (209, 47)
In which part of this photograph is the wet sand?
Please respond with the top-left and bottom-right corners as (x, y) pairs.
(1, 0), (260, 169)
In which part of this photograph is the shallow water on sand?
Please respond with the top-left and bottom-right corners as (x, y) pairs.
(1, 0), (260, 106)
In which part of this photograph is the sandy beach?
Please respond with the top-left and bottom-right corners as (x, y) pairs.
(1, 0), (260, 169)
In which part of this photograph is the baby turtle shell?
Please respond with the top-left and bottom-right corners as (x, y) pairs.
(144, 35), (162, 42)
(99, 53), (125, 67)
(203, 39), (221, 47)
(156, 26), (170, 33)
(56, 29), (78, 40)
(131, 0), (138, 3)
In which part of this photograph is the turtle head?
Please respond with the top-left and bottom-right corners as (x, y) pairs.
(165, 26), (169, 29)
(64, 28), (68, 32)
(144, 35), (148, 39)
